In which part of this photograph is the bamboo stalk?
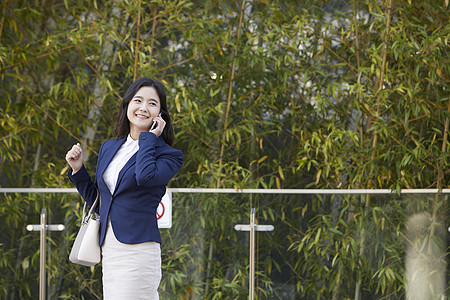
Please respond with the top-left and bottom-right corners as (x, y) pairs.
(440, 95), (450, 168)
(150, 4), (158, 66)
(0, 127), (29, 143)
(216, 0), (247, 188)
(355, 1), (393, 299)
(133, 0), (142, 81)
(430, 96), (450, 235)
(0, 0), (8, 42)
(157, 56), (196, 72)
(371, 0), (393, 167)
(204, 236), (215, 296)
(1, 44), (78, 73)
(353, 1), (361, 73)
(205, 1), (247, 297)
(350, 6), (363, 298)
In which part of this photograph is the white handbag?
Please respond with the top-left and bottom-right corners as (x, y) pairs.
(69, 191), (101, 266)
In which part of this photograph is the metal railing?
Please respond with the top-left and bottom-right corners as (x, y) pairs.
(2, 187), (450, 194)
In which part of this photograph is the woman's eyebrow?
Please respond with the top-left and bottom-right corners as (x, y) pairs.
(132, 95), (159, 102)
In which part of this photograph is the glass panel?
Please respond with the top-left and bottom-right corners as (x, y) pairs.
(0, 192), (447, 299)
(255, 193), (448, 299)
(160, 192), (251, 299)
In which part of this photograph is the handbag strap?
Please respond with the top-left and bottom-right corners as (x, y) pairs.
(81, 190), (100, 224)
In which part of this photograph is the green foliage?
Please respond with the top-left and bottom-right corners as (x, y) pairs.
(0, 0), (448, 299)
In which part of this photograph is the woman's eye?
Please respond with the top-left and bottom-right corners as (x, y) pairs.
(133, 99), (141, 102)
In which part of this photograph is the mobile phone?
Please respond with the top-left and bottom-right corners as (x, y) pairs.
(150, 120), (157, 131)
(150, 113), (162, 131)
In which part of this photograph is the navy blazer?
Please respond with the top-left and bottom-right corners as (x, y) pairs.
(68, 131), (184, 246)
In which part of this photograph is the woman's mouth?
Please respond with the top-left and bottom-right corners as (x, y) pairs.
(136, 114), (149, 119)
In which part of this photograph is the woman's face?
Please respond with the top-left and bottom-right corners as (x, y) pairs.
(127, 86), (161, 137)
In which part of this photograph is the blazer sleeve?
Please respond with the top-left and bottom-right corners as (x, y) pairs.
(67, 165), (98, 210)
(67, 142), (104, 210)
(135, 132), (184, 188)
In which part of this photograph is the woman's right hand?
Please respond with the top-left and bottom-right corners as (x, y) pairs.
(65, 143), (83, 174)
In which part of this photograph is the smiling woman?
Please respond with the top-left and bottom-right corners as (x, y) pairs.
(65, 77), (184, 299)
(115, 78), (175, 146)
(127, 86), (163, 140)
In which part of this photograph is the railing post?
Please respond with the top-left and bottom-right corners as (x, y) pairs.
(39, 208), (46, 300)
(27, 208), (65, 300)
(235, 209), (274, 300)
(249, 208), (255, 300)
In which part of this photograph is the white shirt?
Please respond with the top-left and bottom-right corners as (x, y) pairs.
(102, 134), (139, 194)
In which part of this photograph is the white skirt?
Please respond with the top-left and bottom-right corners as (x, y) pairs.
(101, 220), (161, 300)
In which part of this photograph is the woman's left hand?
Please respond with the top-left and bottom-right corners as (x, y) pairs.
(150, 113), (166, 137)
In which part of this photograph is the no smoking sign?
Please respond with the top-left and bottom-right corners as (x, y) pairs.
(157, 190), (172, 228)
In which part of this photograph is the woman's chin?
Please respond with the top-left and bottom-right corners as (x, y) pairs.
(130, 124), (151, 135)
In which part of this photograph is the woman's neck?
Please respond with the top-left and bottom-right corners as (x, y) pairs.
(130, 129), (142, 140)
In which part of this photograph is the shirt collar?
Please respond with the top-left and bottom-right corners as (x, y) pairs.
(125, 134), (139, 146)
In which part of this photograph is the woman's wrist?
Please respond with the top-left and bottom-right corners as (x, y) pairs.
(71, 166), (82, 175)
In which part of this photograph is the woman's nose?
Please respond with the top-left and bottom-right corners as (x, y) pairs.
(139, 103), (148, 111)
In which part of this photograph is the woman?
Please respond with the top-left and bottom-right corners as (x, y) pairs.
(65, 77), (184, 299)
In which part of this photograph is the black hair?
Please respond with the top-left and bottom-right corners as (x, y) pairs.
(114, 77), (175, 146)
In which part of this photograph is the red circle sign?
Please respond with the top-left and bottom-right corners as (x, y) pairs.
(157, 202), (165, 220)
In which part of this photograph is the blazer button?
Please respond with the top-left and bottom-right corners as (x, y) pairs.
(110, 197), (113, 202)
(142, 136), (146, 140)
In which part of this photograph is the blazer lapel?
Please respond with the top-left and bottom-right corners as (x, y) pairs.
(114, 152), (137, 193)
(97, 137), (127, 188)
